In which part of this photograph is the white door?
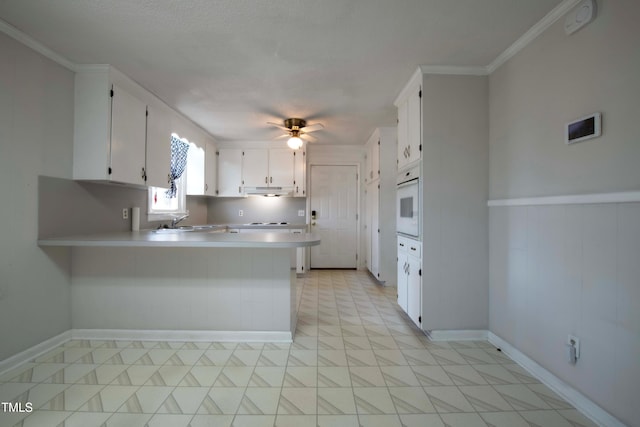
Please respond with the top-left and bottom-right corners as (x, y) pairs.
(310, 165), (358, 269)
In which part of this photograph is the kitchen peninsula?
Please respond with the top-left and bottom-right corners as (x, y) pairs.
(39, 230), (320, 342)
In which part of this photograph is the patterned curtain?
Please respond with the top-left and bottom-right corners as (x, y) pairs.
(165, 135), (190, 198)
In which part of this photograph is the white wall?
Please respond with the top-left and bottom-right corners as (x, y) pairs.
(489, 2), (640, 425)
(0, 33), (74, 360)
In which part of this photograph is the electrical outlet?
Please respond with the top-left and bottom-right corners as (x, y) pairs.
(567, 334), (580, 359)
(298, 210), (305, 217)
(122, 208), (129, 220)
(238, 210), (243, 217)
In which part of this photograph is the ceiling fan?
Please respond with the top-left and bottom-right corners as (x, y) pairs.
(267, 118), (324, 149)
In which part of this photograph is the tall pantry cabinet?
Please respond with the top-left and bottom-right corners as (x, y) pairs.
(364, 127), (396, 285)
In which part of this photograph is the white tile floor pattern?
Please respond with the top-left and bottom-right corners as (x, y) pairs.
(0, 270), (598, 427)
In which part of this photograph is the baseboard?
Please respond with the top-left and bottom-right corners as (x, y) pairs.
(427, 329), (489, 341)
(71, 329), (293, 343)
(488, 332), (625, 427)
(0, 330), (72, 377)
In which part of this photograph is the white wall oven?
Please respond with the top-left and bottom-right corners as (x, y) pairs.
(396, 166), (420, 238)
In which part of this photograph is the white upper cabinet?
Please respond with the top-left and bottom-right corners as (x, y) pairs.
(73, 66), (218, 189)
(74, 68), (149, 185)
(364, 132), (380, 183)
(396, 76), (421, 171)
(293, 149), (306, 197)
(186, 140), (217, 196)
(204, 142), (217, 196)
(242, 148), (294, 188)
(242, 149), (269, 187)
(217, 148), (243, 196)
(145, 104), (172, 188)
(269, 148), (294, 187)
(109, 84), (147, 185)
(186, 142), (206, 195)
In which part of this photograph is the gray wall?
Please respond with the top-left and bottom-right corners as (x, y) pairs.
(38, 177), (208, 237)
(0, 33), (74, 360)
(421, 74), (489, 331)
(488, 2), (640, 425)
(207, 196), (307, 225)
(489, 1), (640, 199)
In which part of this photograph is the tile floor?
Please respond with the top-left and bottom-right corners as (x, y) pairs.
(0, 270), (597, 427)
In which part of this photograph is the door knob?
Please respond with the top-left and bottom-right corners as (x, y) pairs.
(311, 222), (316, 226)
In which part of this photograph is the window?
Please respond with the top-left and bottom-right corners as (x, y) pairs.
(147, 133), (190, 221)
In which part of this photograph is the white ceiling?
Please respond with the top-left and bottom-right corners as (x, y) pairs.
(0, 0), (563, 145)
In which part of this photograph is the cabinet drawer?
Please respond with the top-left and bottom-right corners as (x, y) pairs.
(407, 241), (421, 258)
(398, 236), (421, 257)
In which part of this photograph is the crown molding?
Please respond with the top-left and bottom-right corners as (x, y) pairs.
(419, 65), (489, 76)
(0, 18), (77, 71)
(487, 0), (582, 74)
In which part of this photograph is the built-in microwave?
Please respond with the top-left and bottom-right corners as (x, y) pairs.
(396, 167), (419, 238)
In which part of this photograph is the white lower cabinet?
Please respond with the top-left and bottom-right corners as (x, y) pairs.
(397, 236), (421, 327)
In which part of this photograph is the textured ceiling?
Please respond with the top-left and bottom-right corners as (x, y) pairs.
(0, 0), (563, 145)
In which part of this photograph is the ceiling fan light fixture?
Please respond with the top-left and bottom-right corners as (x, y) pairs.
(287, 135), (303, 149)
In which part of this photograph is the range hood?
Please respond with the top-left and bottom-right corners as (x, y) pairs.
(243, 186), (292, 197)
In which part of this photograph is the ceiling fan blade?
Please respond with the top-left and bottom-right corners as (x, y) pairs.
(300, 123), (324, 133)
(274, 133), (290, 140)
(300, 133), (317, 142)
(266, 121), (291, 131)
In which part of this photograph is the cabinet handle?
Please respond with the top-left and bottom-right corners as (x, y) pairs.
(205, 184), (208, 191)
(238, 186), (241, 193)
(410, 247), (416, 251)
(265, 177), (268, 184)
(399, 243), (405, 247)
(296, 186), (299, 193)
(141, 167), (146, 180)
(270, 176), (272, 184)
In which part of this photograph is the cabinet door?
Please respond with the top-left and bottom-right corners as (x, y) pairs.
(269, 148), (294, 187)
(186, 142), (206, 195)
(291, 229), (306, 273)
(293, 149), (306, 196)
(204, 142), (217, 196)
(217, 149), (243, 196)
(397, 252), (408, 313)
(145, 104), (172, 188)
(110, 84), (147, 185)
(372, 139), (380, 180)
(407, 254), (421, 327)
(397, 99), (408, 170)
(242, 149), (269, 187)
(407, 87), (421, 164)
(370, 183), (380, 279)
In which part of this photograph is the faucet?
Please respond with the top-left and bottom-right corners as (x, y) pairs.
(170, 213), (189, 228)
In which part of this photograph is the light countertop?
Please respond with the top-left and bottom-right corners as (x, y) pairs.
(38, 229), (320, 248)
